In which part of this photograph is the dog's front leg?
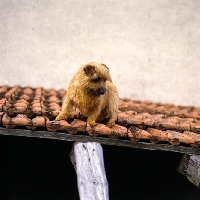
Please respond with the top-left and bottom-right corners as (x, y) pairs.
(87, 115), (98, 127)
(86, 107), (101, 127)
(106, 114), (117, 128)
(56, 98), (73, 121)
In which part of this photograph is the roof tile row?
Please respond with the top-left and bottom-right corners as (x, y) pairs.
(1, 85), (200, 147)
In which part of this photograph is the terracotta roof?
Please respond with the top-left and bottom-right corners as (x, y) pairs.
(0, 85), (200, 150)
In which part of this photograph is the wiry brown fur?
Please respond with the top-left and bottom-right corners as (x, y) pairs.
(56, 62), (119, 127)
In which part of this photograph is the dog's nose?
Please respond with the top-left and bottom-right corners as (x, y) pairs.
(99, 87), (106, 95)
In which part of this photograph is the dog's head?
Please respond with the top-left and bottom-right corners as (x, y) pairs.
(82, 62), (112, 97)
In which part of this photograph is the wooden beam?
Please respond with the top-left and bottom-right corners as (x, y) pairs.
(187, 155), (200, 187)
(0, 127), (200, 154)
(177, 154), (190, 176)
(177, 154), (200, 187)
(70, 142), (109, 200)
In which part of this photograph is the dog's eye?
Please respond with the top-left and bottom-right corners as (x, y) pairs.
(92, 77), (100, 82)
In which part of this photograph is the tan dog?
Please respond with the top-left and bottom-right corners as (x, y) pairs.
(56, 62), (119, 127)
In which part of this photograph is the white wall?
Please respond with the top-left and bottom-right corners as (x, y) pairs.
(0, 0), (200, 106)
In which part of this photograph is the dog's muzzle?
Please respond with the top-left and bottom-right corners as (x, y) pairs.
(91, 87), (106, 97)
(99, 87), (106, 95)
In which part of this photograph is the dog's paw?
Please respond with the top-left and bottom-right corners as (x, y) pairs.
(55, 112), (68, 121)
(87, 119), (96, 128)
(106, 121), (115, 128)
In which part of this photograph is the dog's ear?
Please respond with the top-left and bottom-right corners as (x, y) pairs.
(101, 63), (109, 70)
(84, 65), (95, 76)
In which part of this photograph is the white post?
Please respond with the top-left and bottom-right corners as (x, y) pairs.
(70, 142), (109, 200)
(187, 155), (200, 187)
(177, 154), (200, 187)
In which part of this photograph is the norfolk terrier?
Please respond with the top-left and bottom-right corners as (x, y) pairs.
(56, 62), (119, 128)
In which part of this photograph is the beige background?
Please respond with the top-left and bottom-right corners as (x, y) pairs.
(0, 0), (200, 106)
